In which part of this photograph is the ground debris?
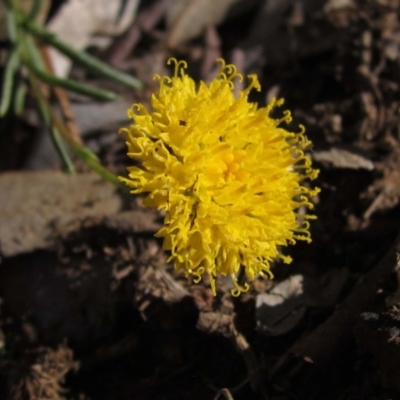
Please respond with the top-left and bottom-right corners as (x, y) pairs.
(0, 171), (123, 258)
(2, 342), (76, 400)
(313, 146), (374, 170)
(197, 298), (263, 393)
(256, 269), (348, 336)
(137, 264), (190, 306)
(270, 229), (400, 390)
(363, 149), (400, 219)
(355, 304), (400, 391)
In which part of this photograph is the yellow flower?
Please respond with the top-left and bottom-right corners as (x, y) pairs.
(120, 59), (319, 296)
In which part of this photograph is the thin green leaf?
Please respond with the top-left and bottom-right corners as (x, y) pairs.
(26, 61), (118, 100)
(83, 156), (123, 187)
(6, 3), (18, 43)
(35, 88), (75, 173)
(18, 34), (118, 100)
(25, 20), (143, 89)
(14, 81), (27, 116)
(28, 73), (125, 188)
(23, 34), (47, 70)
(23, 20), (54, 40)
(0, 49), (21, 117)
(56, 123), (124, 187)
(27, 0), (43, 22)
(75, 146), (100, 163)
(49, 126), (76, 173)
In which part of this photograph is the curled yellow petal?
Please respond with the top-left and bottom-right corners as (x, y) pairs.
(120, 59), (319, 296)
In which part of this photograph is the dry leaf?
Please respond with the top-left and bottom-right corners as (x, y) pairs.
(0, 171), (123, 257)
(166, 0), (236, 48)
(47, 0), (140, 77)
(256, 275), (306, 336)
(313, 146), (374, 170)
(256, 270), (349, 335)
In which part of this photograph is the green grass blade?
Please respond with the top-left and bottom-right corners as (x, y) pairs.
(25, 20), (143, 89)
(28, 74), (125, 187)
(19, 34), (118, 100)
(14, 81), (27, 116)
(26, 61), (118, 100)
(0, 49), (21, 117)
(35, 88), (75, 173)
(6, 3), (18, 43)
(49, 126), (76, 173)
(23, 33), (48, 68)
(27, 0), (43, 22)
(55, 119), (124, 187)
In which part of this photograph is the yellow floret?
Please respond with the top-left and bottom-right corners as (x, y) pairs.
(120, 58), (320, 296)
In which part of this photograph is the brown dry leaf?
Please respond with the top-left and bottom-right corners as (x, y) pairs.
(166, 0), (236, 48)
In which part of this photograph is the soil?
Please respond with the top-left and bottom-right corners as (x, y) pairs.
(1, 1), (400, 399)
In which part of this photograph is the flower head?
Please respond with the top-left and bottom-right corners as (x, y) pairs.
(120, 59), (319, 296)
